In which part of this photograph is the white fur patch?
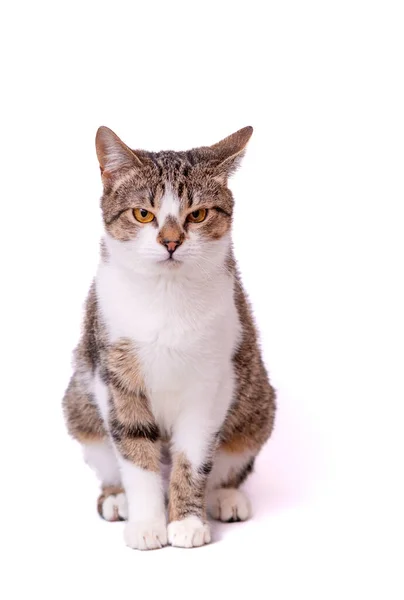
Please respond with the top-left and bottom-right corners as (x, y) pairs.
(82, 440), (121, 487)
(102, 492), (128, 521)
(117, 457), (167, 549)
(170, 370), (235, 469)
(124, 516), (168, 550)
(168, 515), (211, 548)
(157, 187), (180, 225)
(207, 488), (251, 522)
(93, 371), (110, 425)
(118, 456), (166, 522)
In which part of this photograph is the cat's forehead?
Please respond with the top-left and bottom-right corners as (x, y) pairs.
(143, 150), (197, 183)
(136, 149), (221, 211)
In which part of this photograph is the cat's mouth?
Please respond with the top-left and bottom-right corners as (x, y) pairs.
(160, 256), (182, 266)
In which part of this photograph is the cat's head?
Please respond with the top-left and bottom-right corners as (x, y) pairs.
(96, 126), (253, 277)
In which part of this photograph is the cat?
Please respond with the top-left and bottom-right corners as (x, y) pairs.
(63, 125), (276, 550)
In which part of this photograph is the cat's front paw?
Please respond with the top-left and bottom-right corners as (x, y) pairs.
(168, 515), (211, 548)
(124, 517), (168, 550)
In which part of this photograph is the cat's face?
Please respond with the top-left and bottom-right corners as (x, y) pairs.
(96, 126), (252, 277)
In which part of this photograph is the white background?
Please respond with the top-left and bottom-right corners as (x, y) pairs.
(1, 1), (403, 598)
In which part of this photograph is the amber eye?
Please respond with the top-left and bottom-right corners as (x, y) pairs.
(187, 208), (207, 223)
(133, 208), (155, 223)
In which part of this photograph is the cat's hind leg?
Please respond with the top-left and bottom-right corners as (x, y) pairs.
(83, 440), (128, 521)
(207, 447), (255, 522)
(63, 374), (127, 521)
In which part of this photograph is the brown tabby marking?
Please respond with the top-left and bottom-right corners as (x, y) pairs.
(169, 452), (208, 522)
(219, 272), (276, 453)
(200, 209), (231, 241)
(63, 375), (106, 443)
(107, 339), (146, 396)
(100, 239), (109, 263)
(109, 414), (161, 472)
(74, 282), (102, 373)
(106, 339), (161, 472)
(220, 435), (256, 454)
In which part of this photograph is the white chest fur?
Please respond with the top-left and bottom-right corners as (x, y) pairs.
(96, 258), (240, 432)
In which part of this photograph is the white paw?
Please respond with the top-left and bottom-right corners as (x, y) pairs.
(207, 488), (251, 522)
(124, 517), (168, 550)
(168, 515), (211, 548)
(100, 492), (128, 521)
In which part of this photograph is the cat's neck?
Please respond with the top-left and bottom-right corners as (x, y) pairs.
(95, 246), (236, 344)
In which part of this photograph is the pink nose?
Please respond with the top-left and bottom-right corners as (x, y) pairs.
(164, 240), (181, 254)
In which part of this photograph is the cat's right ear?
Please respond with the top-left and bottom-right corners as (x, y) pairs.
(95, 126), (143, 179)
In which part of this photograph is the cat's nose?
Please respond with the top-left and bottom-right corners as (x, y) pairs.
(163, 239), (182, 254)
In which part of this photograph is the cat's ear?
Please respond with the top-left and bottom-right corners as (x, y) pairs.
(209, 126), (253, 183)
(95, 126), (143, 179)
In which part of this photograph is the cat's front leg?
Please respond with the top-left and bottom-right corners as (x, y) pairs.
(106, 341), (167, 550)
(167, 395), (222, 548)
(168, 454), (213, 548)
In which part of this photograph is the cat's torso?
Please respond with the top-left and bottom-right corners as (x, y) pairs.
(96, 259), (241, 434)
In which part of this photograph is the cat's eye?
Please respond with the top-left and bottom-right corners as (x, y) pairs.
(187, 208), (207, 223)
(133, 208), (155, 223)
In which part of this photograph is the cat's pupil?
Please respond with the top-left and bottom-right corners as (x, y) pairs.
(141, 209), (148, 217)
(193, 211), (200, 218)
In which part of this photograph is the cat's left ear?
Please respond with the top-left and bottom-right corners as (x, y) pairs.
(96, 126), (143, 180)
(209, 126), (253, 183)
